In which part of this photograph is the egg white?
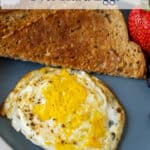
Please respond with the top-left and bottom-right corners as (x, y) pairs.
(0, 67), (125, 150)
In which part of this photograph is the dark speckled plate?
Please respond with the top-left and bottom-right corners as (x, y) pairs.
(0, 10), (150, 150)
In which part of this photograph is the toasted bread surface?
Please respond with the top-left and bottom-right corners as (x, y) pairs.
(0, 10), (51, 38)
(0, 10), (146, 78)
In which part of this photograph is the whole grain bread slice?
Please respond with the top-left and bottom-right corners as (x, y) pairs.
(0, 10), (146, 78)
(0, 10), (52, 38)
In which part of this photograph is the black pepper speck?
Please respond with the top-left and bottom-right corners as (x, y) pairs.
(111, 132), (116, 140)
(108, 120), (114, 128)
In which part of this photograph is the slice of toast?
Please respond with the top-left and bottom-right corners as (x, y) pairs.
(0, 10), (146, 78)
(0, 10), (51, 38)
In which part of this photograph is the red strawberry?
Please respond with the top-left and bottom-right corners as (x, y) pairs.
(128, 8), (150, 55)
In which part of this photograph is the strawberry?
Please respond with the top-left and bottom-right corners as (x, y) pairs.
(128, 8), (150, 55)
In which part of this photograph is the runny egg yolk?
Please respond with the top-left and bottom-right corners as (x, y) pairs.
(33, 69), (87, 122)
(33, 69), (107, 149)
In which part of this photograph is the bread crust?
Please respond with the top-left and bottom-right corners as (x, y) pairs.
(0, 10), (146, 78)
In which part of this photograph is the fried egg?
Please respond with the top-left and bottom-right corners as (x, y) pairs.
(0, 67), (125, 150)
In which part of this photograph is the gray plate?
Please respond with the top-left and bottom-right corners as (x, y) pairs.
(0, 10), (150, 150)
